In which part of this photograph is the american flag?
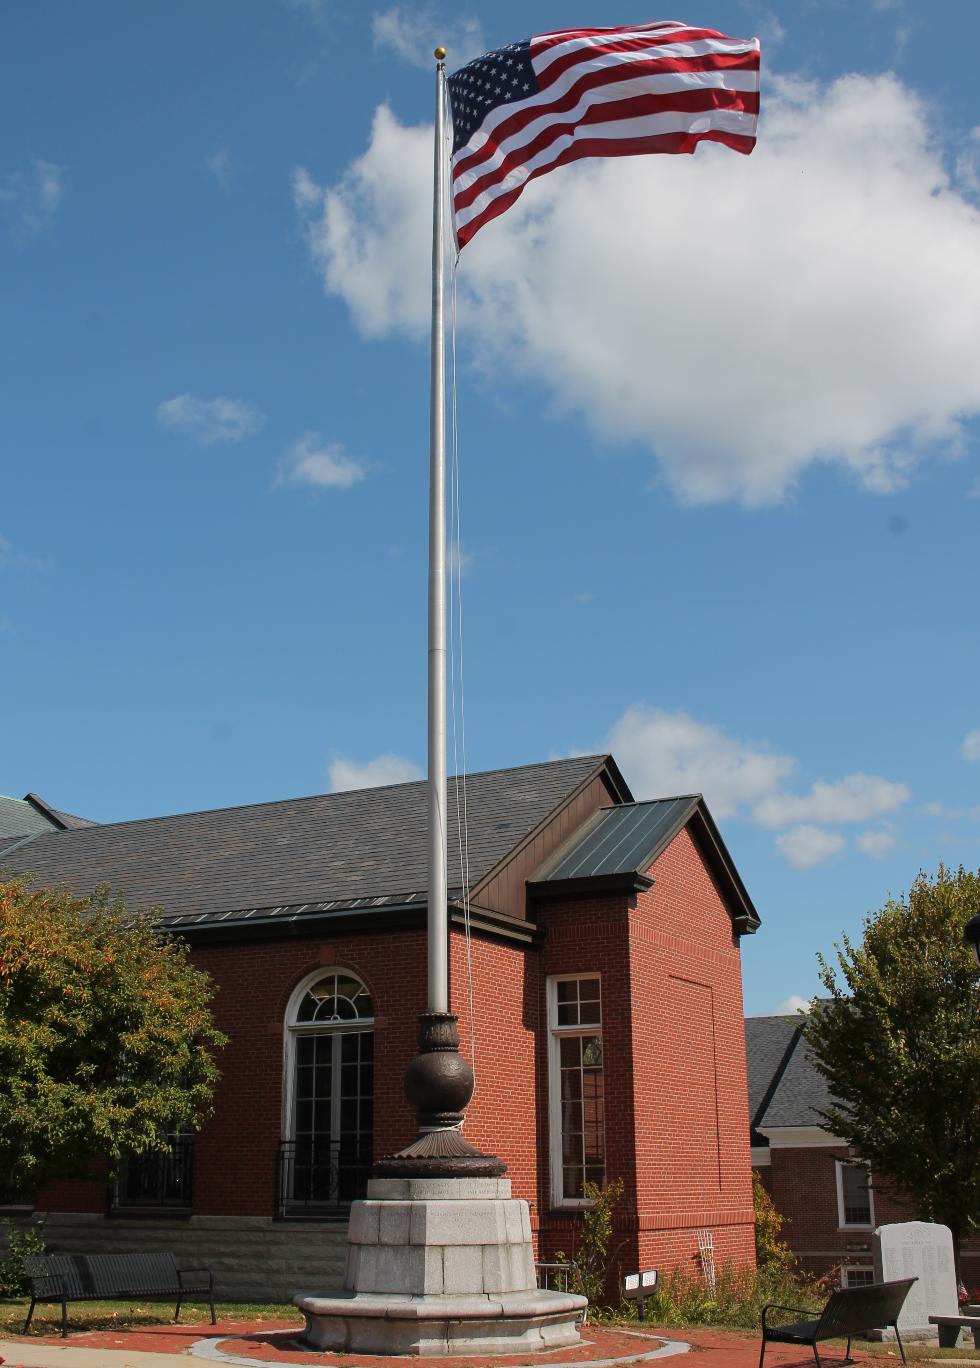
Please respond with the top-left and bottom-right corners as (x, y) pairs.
(447, 20), (760, 250)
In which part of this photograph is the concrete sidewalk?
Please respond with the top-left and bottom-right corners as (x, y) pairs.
(0, 1345), (195, 1367)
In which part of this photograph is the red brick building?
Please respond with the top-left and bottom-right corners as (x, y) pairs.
(1, 756), (760, 1299)
(746, 1014), (980, 1288)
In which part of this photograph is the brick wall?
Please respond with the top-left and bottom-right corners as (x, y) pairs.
(629, 827), (756, 1274)
(449, 929), (539, 1206)
(35, 927), (429, 1219)
(765, 1145), (980, 1283)
(31, 820), (758, 1296)
(529, 825), (756, 1283)
(532, 890), (635, 1283)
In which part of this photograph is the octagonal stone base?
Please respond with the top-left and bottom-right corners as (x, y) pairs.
(295, 1288), (587, 1355)
(294, 1177), (587, 1355)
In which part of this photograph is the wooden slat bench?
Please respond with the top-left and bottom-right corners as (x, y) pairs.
(760, 1277), (916, 1368)
(22, 1252), (215, 1337)
(929, 1314), (980, 1348)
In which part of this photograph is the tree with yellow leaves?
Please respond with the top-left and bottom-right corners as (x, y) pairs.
(0, 876), (225, 1200)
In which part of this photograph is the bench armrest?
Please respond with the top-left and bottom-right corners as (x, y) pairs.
(177, 1266), (214, 1287)
(762, 1304), (813, 1332)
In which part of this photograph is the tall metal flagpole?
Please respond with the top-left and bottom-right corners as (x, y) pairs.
(374, 49), (502, 1176)
(427, 47), (448, 1018)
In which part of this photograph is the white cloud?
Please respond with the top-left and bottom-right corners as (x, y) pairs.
(372, 7), (484, 71)
(156, 394), (265, 445)
(607, 705), (795, 818)
(206, 148), (233, 190)
(776, 825), (846, 869)
(746, 9), (786, 50)
(776, 994), (810, 1015)
(753, 773), (909, 829)
(857, 827), (898, 858)
(963, 730), (980, 762)
(604, 703), (911, 868)
(0, 533), (48, 572)
(329, 753), (423, 791)
(297, 73), (980, 506)
(293, 118), (433, 339)
(0, 159), (65, 240)
(277, 432), (365, 489)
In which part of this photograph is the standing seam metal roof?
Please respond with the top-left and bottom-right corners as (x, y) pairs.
(538, 796), (699, 881)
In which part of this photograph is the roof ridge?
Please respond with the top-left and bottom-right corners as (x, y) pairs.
(19, 754), (611, 838)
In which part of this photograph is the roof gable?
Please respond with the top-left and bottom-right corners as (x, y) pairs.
(529, 793), (761, 934)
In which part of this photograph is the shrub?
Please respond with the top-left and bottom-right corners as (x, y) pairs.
(753, 1170), (794, 1269)
(0, 1218), (46, 1297)
(556, 1178), (625, 1309)
(622, 1261), (824, 1329)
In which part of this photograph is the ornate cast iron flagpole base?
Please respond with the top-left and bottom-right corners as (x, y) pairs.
(374, 1012), (506, 1179)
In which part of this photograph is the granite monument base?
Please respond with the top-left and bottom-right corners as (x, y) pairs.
(295, 1177), (586, 1355)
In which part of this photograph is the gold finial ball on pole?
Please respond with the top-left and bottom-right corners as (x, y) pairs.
(434, 46), (446, 61)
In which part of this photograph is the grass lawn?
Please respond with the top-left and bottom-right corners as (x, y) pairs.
(0, 1298), (303, 1337)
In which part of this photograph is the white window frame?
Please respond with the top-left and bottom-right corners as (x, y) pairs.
(835, 1159), (874, 1230)
(841, 1265), (875, 1289)
(547, 973), (605, 1209)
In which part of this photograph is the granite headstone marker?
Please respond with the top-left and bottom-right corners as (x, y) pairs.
(874, 1221), (958, 1333)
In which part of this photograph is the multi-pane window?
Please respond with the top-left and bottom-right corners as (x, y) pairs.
(837, 1160), (873, 1228)
(548, 975), (605, 1206)
(113, 1133), (193, 1211)
(842, 1267), (875, 1288)
(283, 971), (374, 1213)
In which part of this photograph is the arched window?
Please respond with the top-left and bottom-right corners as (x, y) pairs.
(281, 970), (374, 1214)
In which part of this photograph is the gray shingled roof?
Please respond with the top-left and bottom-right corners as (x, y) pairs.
(761, 1027), (836, 1129)
(0, 795), (60, 842)
(0, 755), (610, 924)
(745, 1011), (838, 1133)
(48, 807), (98, 831)
(745, 1015), (803, 1138)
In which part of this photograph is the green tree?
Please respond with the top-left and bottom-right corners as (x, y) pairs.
(0, 875), (226, 1198)
(804, 865), (980, 1264)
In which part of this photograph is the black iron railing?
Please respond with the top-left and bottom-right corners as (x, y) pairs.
(114, 1135), (194, 1210)
(278, 1139), (372, 1217)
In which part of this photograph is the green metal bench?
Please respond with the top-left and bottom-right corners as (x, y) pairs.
(23, 1251), (215, 1337)
(760, 1277), (916, 1368)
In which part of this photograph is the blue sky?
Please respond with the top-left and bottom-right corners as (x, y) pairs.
(3, 0), (980, 1016)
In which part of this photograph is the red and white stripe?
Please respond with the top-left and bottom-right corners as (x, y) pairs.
(451, 20), (760, 249)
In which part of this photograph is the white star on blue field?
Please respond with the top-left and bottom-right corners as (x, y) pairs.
(3, 0), (980, 1013)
